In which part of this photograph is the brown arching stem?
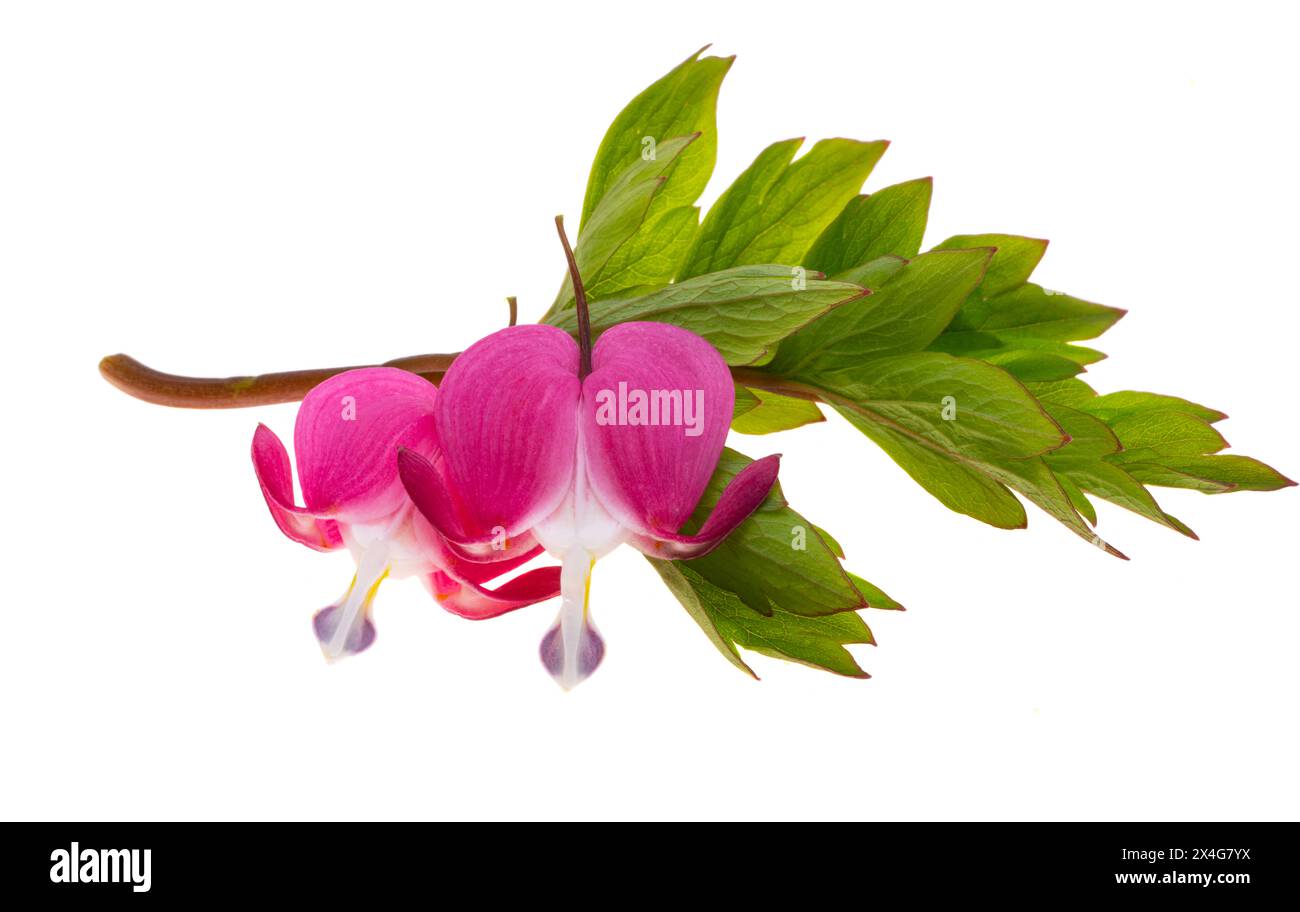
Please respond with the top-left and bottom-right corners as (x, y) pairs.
(98, 352), (458, 408)
(98, 355), (824, 410)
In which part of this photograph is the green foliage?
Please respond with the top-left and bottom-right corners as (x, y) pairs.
(555, 50), (1292, 677)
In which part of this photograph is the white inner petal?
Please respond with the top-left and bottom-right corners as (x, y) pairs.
(533, 416), (622, 689)
(534, 425), (625, 559)
(322, 543), (389, 661)
(344, 504), (429, 580)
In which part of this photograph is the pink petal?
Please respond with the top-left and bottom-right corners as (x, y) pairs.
(427, 566), (562, 620)
(294, 367), (439, 525)
(425, 325), (580, 540)
(630, 455), (781, 559)
(399, 447), (546, 563)
(581, 322), (739, 539)
(251, 423), (344, 551)
(441, 535), (546, 582)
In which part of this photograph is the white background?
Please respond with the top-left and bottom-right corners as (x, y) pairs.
(2, 1), (1296, 821)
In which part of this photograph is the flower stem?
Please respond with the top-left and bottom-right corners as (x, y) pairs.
(98, 352), (457, 408)
(98, 353), (824, 410)
(554, 215), (592, 379)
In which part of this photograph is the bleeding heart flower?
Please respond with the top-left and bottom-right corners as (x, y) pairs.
(398, 220), (779, 688)
(252, 367), (560, 660)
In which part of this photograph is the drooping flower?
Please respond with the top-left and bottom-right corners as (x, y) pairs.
(397, 224), (779, 688)
(252, 367), (560, 660)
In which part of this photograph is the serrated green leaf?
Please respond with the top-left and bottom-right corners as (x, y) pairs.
(1078, 390), (1227, 424)
(731, 387), (824, 434)
(1042, 402), (1121, 459)
(679, 137), (888, 279)
(580, 48), (731, 229)
(811, 524), (844, 557)
(978, 454), (1127, 557)
(677, 449), (868, 617)
(1027, 378), (1099, 408)
(933, 234), (1048, 296)
(977, 348), (1086, 382)
(1051, 458), (1193, 538)
(768, 249), (993, 376)
(649, 558), (755, 677)
(803, 355), (1128, 550)
(1125, 455), (1296, 493)
(932, 283), (1126, 362)
(651, 561), (875, 678)
(1055, 472), (1097, 526)
(550, 134), (698, 314)
(1039, 400), (1195, 537)
(833, 253), (908, 289)
(581, 204), (700, 302)
(1118, 463), (1235, 494)
(846, 572), (904, 611)
(818, 351), (1067, 460)
(804, 177), (933, 276)
(545, 265), (867, 366)
(833, 407), (1028, 528)
(1106, 409), (1228, 461)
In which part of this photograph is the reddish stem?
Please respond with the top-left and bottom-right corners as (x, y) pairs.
(554, 215), (592, 379)
(98, 355), (821, 410)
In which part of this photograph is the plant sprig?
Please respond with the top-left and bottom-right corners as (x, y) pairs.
(98, 47), (1293, 679)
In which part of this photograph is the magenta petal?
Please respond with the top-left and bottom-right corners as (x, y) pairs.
(430, 325), (580, 538)
(294, 367), (439, 525)
(399, 447), (542, 562)
(581, 322), (737, 538)
(251, 423), (344, 551)
(442, 537), (546, 582)
(631, 454), (780, 559)
(429, 566), (562, 620)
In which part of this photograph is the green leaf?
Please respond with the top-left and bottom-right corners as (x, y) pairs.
(1105, 409), (1228, 462)
(579, 204), (701, 302)
(1037, 399), (1195, 537)
(818, 352), (1067, 461)
(550, 134), (699, 314)
(931, 282), (1126, 367)
(1027, 378), (1099, 408)
(977, 349), (1087, 382)
(545, 265), (867, 366)
(579, 48), (732, 230)
(732, 384), (760, 420)
(1118, 463), (1234, 494)
(650, 559), (756, 678)
(679, 137), (889, 279)
(1055, 473), (1097, 526)
(833, 408), (1028, 529)
(833, 254), (908, 289)
(677, 449), (868, 617)
(651, 562), (875, 678)
(846, 572), (904, 612)
(1051, 458), (1193, 538)
(932, 234), (1048, 296)
(1124, 455), (1295, 493)
(977, 454), (1127, 558)
(731, 387), (824, 434)
(768, 249), (993, 376)
(1041, 402), (1121, 459)
(1078, 390), (1227, 424)
(804, 177), (933, 276)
